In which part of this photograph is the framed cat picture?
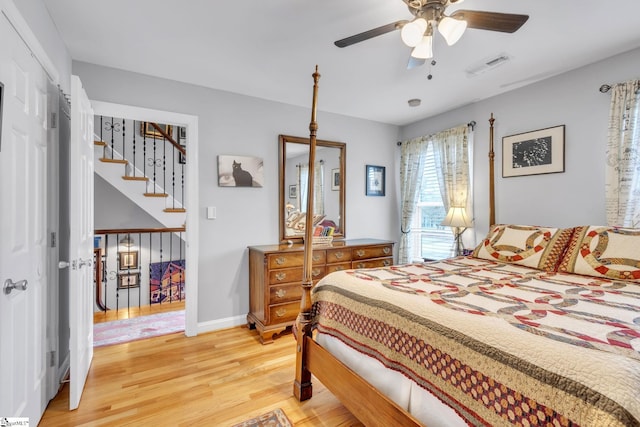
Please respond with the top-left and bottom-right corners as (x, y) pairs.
(217, 154), (264, 187)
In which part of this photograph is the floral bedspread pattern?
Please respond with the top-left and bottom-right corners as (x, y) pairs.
(311, 257), (640, 426)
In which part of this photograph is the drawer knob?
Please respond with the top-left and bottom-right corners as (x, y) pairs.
(335, 266), (344, 271)
(357, 263), (365, 268)
(313, 254), (320, 262)
(383, 247), (391, 254)
(275, 289), (286, 299)
(275, 272), (287, 281)
(383, 260), (391, 266)
(334, 251), (344, 259)
(312, 268), (321, 277)
(275, 308), (287, 318)
(275, 257), (285, 265)
(356, 250), (365, 257)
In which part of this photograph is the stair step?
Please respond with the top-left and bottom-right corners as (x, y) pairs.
(122, 176), (149, 182)
(164, 208), (186, 213)
(100, 157), (128, 165)
(144, 193), (169, 198)
(94, 140), (106, 147)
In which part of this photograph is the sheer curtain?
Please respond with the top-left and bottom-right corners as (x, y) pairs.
(606, 80), (640, 227)
(398, 136), (429, 263)
(297, 162), (325, 215)
(433, 124), (472, 221)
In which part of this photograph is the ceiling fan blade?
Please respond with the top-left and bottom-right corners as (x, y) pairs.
(335, 20), (408, 48)
(450, 10), (529, 33)
(407, 56), (426, 70)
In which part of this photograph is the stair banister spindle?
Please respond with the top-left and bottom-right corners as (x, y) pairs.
(122, 118), (126, 171)
(153, 133), (157, 194)
(132, 120), (137, 176)
(163, 132), (167, 200)
(110, 116), (115, 160)
(143, 128), (147, 178)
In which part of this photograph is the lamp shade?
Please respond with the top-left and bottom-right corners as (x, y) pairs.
(119, 235), (135, 248)
(401, 18), (428, 47)
(441, 206), (472, 228)
(410, 35), (433, 59)
(438, 16), (467, 46)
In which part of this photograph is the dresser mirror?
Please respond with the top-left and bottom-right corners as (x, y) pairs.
(279, 135), (346, 242)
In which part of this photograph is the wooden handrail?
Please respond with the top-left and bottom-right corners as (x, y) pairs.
(149, 122), (186, 157)
(95, 226), (186, 235)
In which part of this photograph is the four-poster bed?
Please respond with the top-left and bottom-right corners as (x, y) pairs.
(293, 68), (640, 426)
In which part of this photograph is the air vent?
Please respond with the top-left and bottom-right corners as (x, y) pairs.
(466, 53), (511, 77)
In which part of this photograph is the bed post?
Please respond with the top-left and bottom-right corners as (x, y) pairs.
(294, 66), (321, 401)
(488, 113), (496, 227)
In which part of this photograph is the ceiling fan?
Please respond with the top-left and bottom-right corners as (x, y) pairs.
(334, 0), (529, 69)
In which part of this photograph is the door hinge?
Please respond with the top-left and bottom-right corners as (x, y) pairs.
(50, 231), (56, 248)
(49, 351), (56, 367)
(50, 112), (57, 129)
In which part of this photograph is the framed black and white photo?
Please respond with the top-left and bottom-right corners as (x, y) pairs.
(331, 168), (340, 191)
(118, 251), (139, 270)
(118, 272), (140, 289)
(502, 125), (565, 177)
(365, 165), (385, 196)
(289, 184), (297, 198)
(218, 154), (264, 187)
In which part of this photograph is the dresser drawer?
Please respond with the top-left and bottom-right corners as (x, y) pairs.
(326, 262), (352, 274)
(268, 301), (300, 323)
(353, 257), (393, 269)
(268, 266), (325, 285)
(267, 250), (325, 269)
(352, 244), (393, 260)
(269, 283), (303, 304)
(326, 248), (352, 263)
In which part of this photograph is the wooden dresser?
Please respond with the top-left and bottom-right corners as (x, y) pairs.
(247, 238), (394, 344)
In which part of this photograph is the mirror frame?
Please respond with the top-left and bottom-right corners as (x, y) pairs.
(278, 134), (346, 243)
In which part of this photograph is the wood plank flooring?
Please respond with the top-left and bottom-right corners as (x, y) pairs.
(40, 326), (363, 426)
(93, 300), (185, 324)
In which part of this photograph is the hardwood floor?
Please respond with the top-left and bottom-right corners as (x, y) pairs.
(93, 300), (186, 324)
(40, 326), (362, 426)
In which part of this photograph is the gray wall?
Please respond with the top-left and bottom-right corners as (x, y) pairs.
(401, 47), (640, 244)
(73, 61), (400, 323)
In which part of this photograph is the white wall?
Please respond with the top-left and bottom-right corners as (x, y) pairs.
(73, 61), (400, 323)
(401, 47), (640, 244)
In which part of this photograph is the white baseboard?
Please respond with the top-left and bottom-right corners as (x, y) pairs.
(196, 315), (247, 335)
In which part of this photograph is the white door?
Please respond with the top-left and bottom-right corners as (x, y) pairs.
(69, 75), (94, 410)
(0, 13), (50, 423)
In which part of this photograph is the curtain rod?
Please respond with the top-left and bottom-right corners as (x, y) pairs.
(396, 121), (476, 146)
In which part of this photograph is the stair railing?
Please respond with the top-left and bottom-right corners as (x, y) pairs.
(93, 227), (186, 313)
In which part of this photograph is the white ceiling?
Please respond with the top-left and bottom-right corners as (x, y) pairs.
(43, 0), (640, 126)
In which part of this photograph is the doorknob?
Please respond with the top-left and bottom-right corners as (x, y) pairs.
(4, 279), (28, 295)
(58, 261), (70, 269)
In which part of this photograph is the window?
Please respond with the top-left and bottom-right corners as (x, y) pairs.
(410, 144), (453, 261)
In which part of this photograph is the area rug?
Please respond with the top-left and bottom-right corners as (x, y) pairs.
(93, 310), (185, 347)
(230, 408), (293, 427)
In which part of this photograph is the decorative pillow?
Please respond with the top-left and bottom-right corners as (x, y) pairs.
(472, 224), (574, 271)
(557, 225), (640, 281)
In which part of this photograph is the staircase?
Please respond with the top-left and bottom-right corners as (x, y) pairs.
(94, 118), (186, 229)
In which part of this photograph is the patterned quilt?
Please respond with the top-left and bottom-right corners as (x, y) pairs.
(311, 257), (640, 426)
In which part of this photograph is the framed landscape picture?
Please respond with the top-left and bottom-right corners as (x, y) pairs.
(365, 165), (385, 196)
(502, 125), (565, 177)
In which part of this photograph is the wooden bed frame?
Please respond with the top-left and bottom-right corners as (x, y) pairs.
(292, 67), (497, 425)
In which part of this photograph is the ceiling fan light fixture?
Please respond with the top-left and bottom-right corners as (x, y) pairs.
(401, 18), (427, 47)
(410, 35), (433, 59)
(438, 16), (467, 46)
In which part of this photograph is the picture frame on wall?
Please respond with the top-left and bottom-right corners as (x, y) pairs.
(217, 154), (264, 187)
(118, 272), (140, 289)
(365, 165), (385, 196)
(140, 121), (173, 139)
(331, 168), (340, 191)
(502, 125), (565, 177)
(289, 184), (297, 199)
(118, 250), (139, 270)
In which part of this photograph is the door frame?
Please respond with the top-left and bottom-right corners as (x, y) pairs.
(92, 101), (199, 336)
